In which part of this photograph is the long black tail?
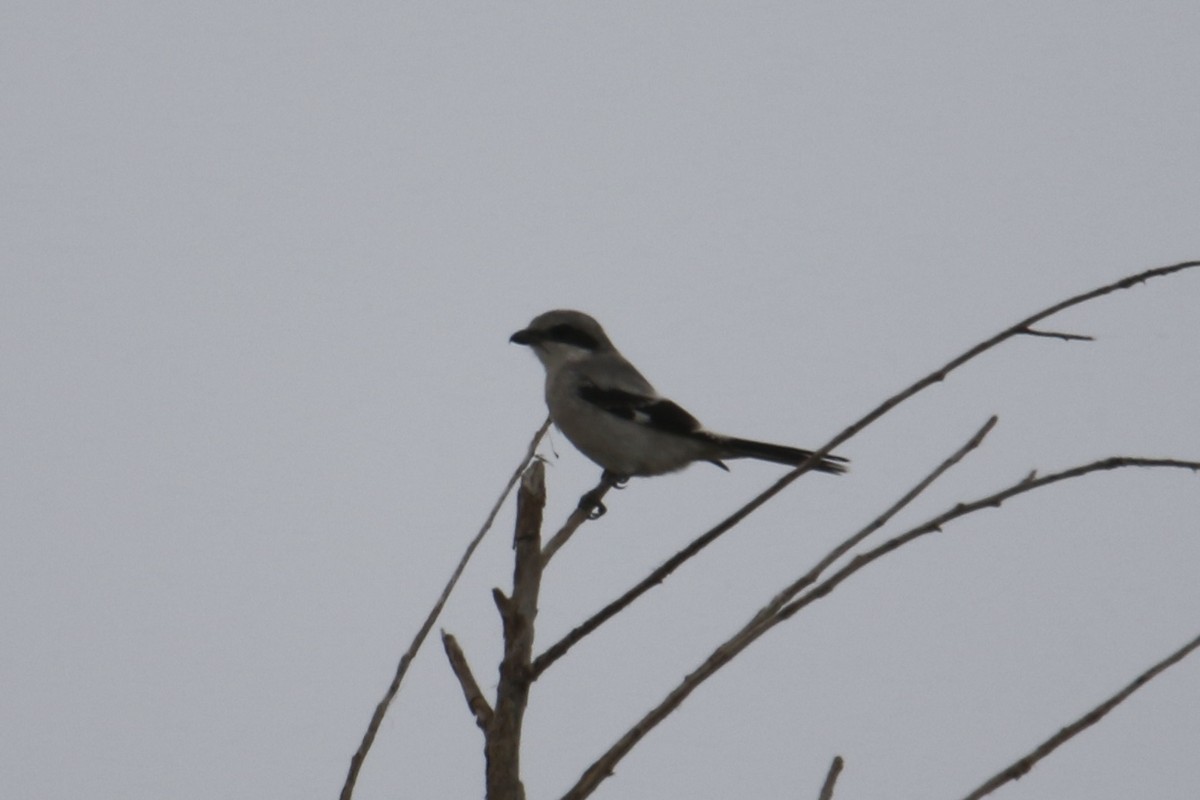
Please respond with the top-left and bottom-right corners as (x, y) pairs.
(720, 436), (849, 474)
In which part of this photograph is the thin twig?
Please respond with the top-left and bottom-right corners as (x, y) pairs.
(774, 458), (1200, 625)
(340, 417), (551, 800)
(442, 631), (492, 730)
(533, 262), (1200, 676)
(541, 473), (618, 566)
(1020, 327), (1095, 342)
(960, 630), (1200, 800)
(748, 416), (997, 637)
(817, 756), (844, 800)
(557, 458), (1200, 800)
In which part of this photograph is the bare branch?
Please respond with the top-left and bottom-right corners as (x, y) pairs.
(557, 457), (1200, 800)
(817, 755), (844, 800)
(533, 473), (784, 676)
(761, 416), (997, 629)
(819, 261), (1200, 460)
(1020, 326), (1095, 342)
(541, 472), (619, 566)
(536, 415), (996, 679)
(773, 458), (1200, 626)
(442, 631), (492, 730)
(486, 460), (547, 800)
(960, 630), (1200, 800)
(535, 261), (1200, 675)
(340, 417), (551, 800)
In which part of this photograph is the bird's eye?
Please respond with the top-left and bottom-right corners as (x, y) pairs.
(548, 324), (600, 350)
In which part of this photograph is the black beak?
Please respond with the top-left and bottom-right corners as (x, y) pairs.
(510, 328), (539, 345)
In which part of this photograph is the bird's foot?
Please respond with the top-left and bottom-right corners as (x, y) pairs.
(579, 491), (607, 520)
(578, 472), (631, 519)
(603, 470), (630, 489)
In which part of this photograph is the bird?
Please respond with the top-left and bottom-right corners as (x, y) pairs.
(510, 310), (847, 484)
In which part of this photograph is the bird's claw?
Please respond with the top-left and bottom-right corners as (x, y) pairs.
(579, 491), (607, 519)
(603, 471), (630, 490)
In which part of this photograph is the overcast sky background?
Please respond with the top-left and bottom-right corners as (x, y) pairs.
(4, 3), (1200, 799)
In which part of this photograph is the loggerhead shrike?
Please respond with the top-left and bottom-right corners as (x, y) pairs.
(510, 310), (847, 481)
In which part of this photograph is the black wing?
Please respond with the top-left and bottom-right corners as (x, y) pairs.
(576, 385), (703, 436)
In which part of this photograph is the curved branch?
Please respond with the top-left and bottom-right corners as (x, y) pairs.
(535, 415), (995, 678)
(960, 630), (1200, 800)
(773, 458), (1200, 626)
(532, 468), (799, 676)
(534, 261), (1200, 674)
(820, 261), (1199, 459)
(557, 458), (1200, 800)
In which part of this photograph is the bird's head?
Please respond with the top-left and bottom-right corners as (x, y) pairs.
(510, 309), (614, 368)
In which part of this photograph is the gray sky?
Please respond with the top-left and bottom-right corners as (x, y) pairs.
(4, 3), (1199, 799)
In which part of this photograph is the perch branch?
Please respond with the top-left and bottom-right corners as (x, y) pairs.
(541, 472), (620, 566)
